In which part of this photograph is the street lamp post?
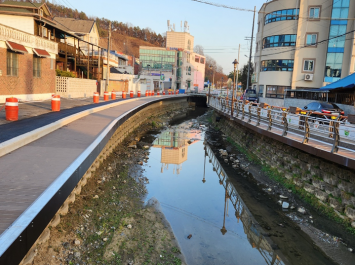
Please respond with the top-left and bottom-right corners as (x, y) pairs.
(231, 59), (238, 118)
(208, 65), (213, 105)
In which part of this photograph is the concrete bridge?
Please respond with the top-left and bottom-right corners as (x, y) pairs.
(0, 94), (206, 264)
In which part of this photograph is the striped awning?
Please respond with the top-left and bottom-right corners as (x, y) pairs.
(33, 48), (51, 58)
(6, 41), (28, 53)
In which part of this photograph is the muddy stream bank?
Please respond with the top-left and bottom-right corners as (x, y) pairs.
(33, 107), (355, 265)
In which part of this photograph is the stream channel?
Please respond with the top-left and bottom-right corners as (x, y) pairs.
(139, 107), (340, 265)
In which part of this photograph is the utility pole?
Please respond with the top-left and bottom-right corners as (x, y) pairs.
(246, 6), (256, 92)
(105, 21), (111, 92)
(237, 44), (240, 96)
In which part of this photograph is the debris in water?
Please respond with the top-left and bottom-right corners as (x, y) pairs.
(282, 202), (289, 209)
(280, 195), (288, 199)
(297, 207), (306, 214)
(187, 234), (192, 239)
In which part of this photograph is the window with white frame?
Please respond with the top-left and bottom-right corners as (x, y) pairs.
(309, 7), (320, 19)
(42, 27), (47, 38)
(303, 59), (315, 72)
(7, 51), (18, 76)
(306, 34), (317, 46)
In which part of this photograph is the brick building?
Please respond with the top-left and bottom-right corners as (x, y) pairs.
(0, 1), (101, 102)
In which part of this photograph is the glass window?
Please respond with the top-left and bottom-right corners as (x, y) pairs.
(33, 56), (41, 78)
(263, 34), (296, 49)
(325, 53), (343, 78)
(266, 85), (289, 98)
(306, 34), (317, 46)
(309, 7), (320, 19)
(7, 51), (18, 76)
(265, 9), (299, 24)
(303, 60), (314, 72)
(261, 60), (294, 71)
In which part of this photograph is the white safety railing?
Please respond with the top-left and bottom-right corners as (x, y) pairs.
(209, 96), (355, 154)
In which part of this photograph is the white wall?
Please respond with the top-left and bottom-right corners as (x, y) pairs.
(0, 15), (34, 34)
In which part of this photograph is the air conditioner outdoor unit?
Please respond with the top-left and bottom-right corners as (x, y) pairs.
(305, 74), (314, 81)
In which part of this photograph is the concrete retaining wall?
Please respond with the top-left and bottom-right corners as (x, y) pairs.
(212, 111), (355, 225)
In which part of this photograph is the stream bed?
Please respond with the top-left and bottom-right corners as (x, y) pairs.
(141, 112), (286, 265)
(139, 107), (353, 265)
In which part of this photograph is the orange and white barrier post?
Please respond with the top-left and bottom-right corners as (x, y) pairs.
(152, 91), (155, 96)
(145, 90), (148, 97)
(168, 91), (171, 95)
(104, 91), (109, 101)
(163, 91), (166, 95)
(130, 90), (134, 98)
(157, 91), (160, 96)
(51, 95), (60, 112)
(122, 91), (126, 99)
(93, 92), (99, 103)
(176, 90), (179, 95)
(111, 90), (116, 100)
(5, 97), (19, 121)
(138, 90), (141, 97)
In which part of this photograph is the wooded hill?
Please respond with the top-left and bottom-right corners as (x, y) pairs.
(46, 1), (164, 58)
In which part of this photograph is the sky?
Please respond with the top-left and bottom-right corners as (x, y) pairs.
(56, 0), (267, 74)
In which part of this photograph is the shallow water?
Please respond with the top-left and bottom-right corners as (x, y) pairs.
(143, 117), (285, 265)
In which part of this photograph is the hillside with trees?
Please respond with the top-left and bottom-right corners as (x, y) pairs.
(46, 1), (165, 58)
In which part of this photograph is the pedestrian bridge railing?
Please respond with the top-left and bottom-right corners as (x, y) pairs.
(209, 97), (355, 154)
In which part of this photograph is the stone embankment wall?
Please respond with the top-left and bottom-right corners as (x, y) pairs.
(20, 98), (188, 265)
(212, 111), (355, 225)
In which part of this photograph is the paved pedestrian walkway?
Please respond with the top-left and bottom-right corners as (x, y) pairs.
(0, 96), (143, 143)
(0, 95), (184, 236)
(0, 97), (96, 126)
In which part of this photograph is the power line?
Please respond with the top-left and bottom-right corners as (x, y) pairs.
(192, 0), (350, 20)
(191, 0), (254, 12)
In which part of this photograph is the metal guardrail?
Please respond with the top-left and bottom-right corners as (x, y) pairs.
(209, 97), (355, 154)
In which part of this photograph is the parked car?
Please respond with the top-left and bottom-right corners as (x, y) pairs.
(242, 89), (259, 102)
(303, 102), (344, 116)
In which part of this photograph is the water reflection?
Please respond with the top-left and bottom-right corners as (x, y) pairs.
(152, 121), (202, 175)
(205, 144), (285, 265)
(145, 121), (286, 265)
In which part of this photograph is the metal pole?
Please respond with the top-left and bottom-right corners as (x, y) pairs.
(98, 47), (101, 81)
(246, 6), (256, 92)
(105, 21), (111, 92)
(237, 44), (240, 96)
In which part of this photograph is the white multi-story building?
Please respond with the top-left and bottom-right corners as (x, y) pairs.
(139, 29), (205, 92)
(254, 0), (355, 105)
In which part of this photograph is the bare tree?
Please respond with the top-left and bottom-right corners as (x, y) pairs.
(194, 45), (204, 56)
